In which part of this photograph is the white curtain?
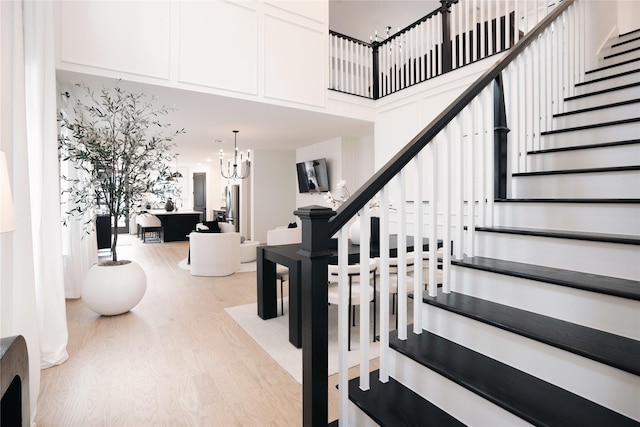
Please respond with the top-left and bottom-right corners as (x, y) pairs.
(0, 1), (69, 422)
(23, 0), (69, 369)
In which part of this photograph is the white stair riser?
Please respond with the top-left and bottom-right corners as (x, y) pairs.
(573, 72), (640, 96)
(419, 305), (640, 421)
(562, 88), (640, 111)
(584, 59), (640, 81)
(451, 266), (640, 339)
(511, 171), (640, 199)
(345, 401), (379, 427)
(615, 32), (640, 45)
(526, 144), (640, 171)
(552, 102), (640, 129)
(600, 50), (640, 65)
(474, 232), (640, 280)
(387, 349), (529, 426)
(600, 39), (640, 59)
(494, 202), (640, 235)
(539, 121), (640, 149)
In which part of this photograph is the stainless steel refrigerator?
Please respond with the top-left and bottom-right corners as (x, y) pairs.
(225, 184), (240, 232)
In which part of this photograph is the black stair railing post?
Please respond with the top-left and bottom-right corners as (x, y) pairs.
(440, 0), (453, 73)
(493, 73), (510, 199)
(372, 43), (380, 100)
(294, 205), (336, 427)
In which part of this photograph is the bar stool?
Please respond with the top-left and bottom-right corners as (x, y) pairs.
(327, 259), (377, 351)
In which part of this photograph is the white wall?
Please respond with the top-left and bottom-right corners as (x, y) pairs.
(295, 135), (375, 210)
(585, 0), (619, 69)
(54, 0), (330, 114)
(251, 149), (296, 243)
(296, 137), (341, 208)
(375, 55), (501, 168)
(618, 1), (640, 35)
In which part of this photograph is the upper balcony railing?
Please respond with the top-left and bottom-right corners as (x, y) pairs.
(330, 0), (555, 99)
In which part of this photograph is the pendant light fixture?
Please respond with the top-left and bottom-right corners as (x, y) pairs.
(219, 130), (251, 180)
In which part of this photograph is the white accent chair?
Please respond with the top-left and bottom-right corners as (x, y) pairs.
(266, 225), (302, 315)
(189, 223), (241, 276)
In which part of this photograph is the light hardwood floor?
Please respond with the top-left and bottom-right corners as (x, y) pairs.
(35, 234), (358, 426)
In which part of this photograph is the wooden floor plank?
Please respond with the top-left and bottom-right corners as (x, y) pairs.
(35, 234), (312, 426)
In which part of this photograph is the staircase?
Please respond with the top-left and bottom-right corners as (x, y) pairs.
(342, 28), (640, 427)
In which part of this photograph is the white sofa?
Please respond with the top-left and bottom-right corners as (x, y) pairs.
(189, 223), (240, 276)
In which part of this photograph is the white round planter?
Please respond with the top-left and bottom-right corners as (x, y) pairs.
(82, 260), (147, 316)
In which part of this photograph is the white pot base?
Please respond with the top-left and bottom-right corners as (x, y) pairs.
(82, 261), (147, 316)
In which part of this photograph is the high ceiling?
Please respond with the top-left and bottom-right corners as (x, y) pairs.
(329, 0), (438, 42)
(57, 2), (437, 165)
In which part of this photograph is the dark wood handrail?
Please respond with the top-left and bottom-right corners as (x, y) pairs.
(329, 30), (372, 47)
(327, 0), (574, 237)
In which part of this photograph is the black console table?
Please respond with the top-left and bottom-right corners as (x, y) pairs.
(257, 236), (438, 348)
(146, 210), (202, 242)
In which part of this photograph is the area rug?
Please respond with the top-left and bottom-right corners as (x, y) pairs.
(225, 299), (380, 384)
(178, 259), (256, 273)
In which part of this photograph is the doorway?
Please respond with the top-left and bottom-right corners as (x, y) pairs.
(193, 172), (206, 219)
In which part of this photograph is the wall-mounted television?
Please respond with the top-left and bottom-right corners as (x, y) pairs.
(296, 158), (329, 193)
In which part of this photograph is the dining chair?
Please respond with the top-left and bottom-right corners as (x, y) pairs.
(421, 247), (444, 290)
(327, 259), (378, 351)
(266, 226), (302, 316)
(384, 254), (415, 330)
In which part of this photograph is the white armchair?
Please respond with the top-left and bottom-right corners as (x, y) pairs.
(266, 226), (301, 246)
(189, 230), (241, 276)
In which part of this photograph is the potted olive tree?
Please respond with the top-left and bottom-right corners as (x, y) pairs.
(59, 82), (184, 315)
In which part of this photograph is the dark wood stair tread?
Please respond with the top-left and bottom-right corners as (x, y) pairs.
(421, 292), (640, 375)
(452, 256), (640, 300)
(541, 117), (640, 135)
(585, 57), (640, 75)
(604, 45), (640, 60)
(528, 138), (640, 154)
(512, 165), (640, 176)
(618, 28), (640, 39)
(346, 370), (464, 427)
(475, 225), (640, 245)
(575, 69), (640, 87)
(495, 197), (640, 203)
(564, 82), (640, 101)
(390, 328), (638, 426)
(553, 99), (640, 117)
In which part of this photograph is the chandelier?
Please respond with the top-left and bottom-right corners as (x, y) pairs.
(219, 130), (251, 180)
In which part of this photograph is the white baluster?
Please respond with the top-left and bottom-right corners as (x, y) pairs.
(517, 55), (527, 173)
(359, 207), (370, 390)
(465, 105), (476, 258)
(428, 139), (438, 297)
(443, 124), (453, 293)
(531, 41), (540, 153)
(397, 170), (408, 339)
(337, 224), (349, 426)
(483, 85), (495, 227)
(455, 114), (464, 259)
(477, 90), (486, 228)
(378, 186), (391, 382)
(413, 152), (424, 334)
